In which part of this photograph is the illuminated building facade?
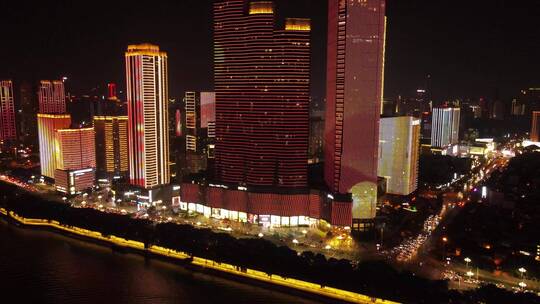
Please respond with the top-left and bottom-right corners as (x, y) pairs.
(214, 1), (311, 188)
(201, 92), (216, 160)
(184, 91), (201, 154)
(108, 83), (117, 99)
(431, 107), (460, 148)
(324, 0), (386, 225)
(37, 114), (72, 178)
(54, 127), (96, 170)
(0, 80), (17, 142)
(125, 44), (170, 189)
(530, 111), (540, 142)
(175, 109), (183, 137)
(182, 91), (216, 174)
(38, 80), (66, 114)
(54, 127), (96, 194)
(55, 168), (95, 195)
(378, 117), (420, 196)
(93, 116), (128, 179)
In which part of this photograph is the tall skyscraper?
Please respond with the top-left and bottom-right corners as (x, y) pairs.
(0, 80), (17, 142)
(324, 0), (386, 224)
(54, 127), (96, 194)
(93, 116), (128, 179)
(431, 107), (460, 148)
(201, 92), (216, 155)
(125, 44), (170, 189)
(38, 80), (66, 114)
(37, 114), (71, 178)
(214, 1), (311, 188)
(184, 91), (201, 154)
(183, 91), (216, 174)
(378, 117), (420, 196)
(531, 111), (540, 142)
(19, 81), (39, 146)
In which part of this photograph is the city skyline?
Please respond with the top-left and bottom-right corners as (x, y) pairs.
(2, 1), (540, 101)
(0, 1), (539, 303)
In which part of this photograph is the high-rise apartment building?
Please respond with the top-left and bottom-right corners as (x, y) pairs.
(125, 44), (170, 189)
(182, 91), (216, 174)
(324, 0), (386, 224)
(54, 127), (96, 194)
(37, 114), (71, 178)
(0, 80), (17, 142)
(54, 128), (96, 170)
(38, 80), (66, 114)
(184, 91), (202, 154)
(431, 107), (460, 148)
(93, 116), (128, 179)
(378, 117), (420, 196)
(214, 1), (311, 188)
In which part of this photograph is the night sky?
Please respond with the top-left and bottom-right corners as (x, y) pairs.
(2, 0), (540, 101)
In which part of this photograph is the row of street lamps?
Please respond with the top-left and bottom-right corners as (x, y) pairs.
(463, 256), (528, 291)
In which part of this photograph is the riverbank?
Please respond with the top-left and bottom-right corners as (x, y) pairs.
(0, 207), (398, 304)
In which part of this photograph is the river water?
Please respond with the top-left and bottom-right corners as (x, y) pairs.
(0, 218), (323, 304)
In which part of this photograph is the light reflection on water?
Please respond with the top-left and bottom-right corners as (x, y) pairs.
(0, 219), (323, 304)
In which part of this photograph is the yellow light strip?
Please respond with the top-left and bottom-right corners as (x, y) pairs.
(94, 116), (128, 121)
(285, 18), (311, 31)
(3, 209), (400, 304)
(37, 113), (71, 119)
(249, 1), (273, 14)
(57, 127), (94, 133)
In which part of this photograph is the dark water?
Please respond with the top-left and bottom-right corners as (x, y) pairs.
(0, 218), (324, 304)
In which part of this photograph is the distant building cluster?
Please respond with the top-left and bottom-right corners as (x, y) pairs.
(0, 0), (396, 230)
(5, 0), (537, 231)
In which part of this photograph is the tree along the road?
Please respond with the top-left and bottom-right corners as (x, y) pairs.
(1, 182), (538, 304)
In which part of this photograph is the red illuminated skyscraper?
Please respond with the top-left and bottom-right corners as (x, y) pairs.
(38, 80), (66, 114)
(325, 0), (386, 224)
(213, 1), (311, 188)
(0, 80), (17, 142)
(108, 83), (117, 99)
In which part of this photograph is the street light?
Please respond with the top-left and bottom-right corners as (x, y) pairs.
(518, 281), (527, 290)
(466, 271), (474, 279)
(464, 257), (471, 269)
(518, 267), (527, 279)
